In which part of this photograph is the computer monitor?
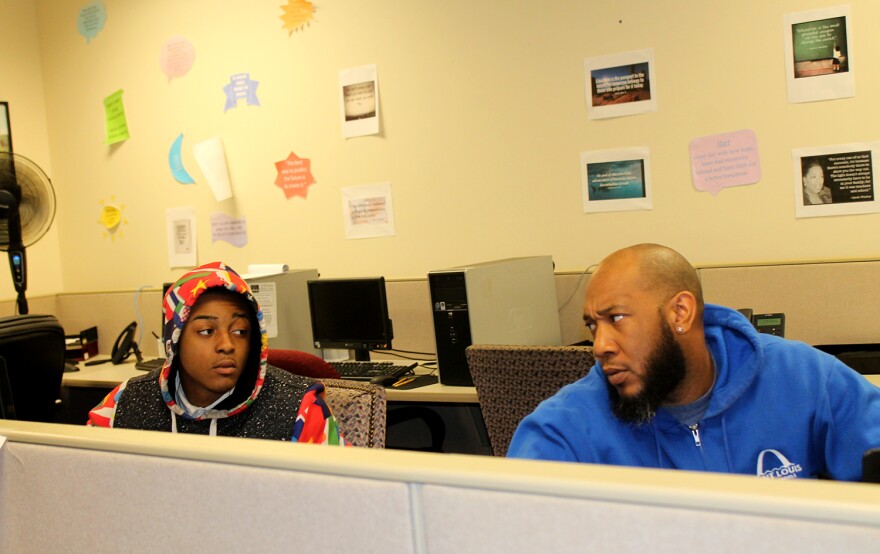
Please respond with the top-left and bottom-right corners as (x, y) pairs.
(306, 277), (394, 361)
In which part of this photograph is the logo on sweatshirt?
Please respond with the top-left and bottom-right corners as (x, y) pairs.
(756, 449), (803, 479)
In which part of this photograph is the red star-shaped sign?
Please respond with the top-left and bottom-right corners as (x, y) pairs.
(274, 152), (316, 199)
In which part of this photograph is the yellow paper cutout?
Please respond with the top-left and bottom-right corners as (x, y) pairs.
(280, 0), (314, 33)
(98, 197), (128, 240)
(100, 205), (121, 229)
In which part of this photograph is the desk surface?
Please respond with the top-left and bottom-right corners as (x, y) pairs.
(63, 357), (480, 404)
(64, 358), (880, 404)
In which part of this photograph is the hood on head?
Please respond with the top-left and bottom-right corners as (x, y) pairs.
(159, 261), (269, 419)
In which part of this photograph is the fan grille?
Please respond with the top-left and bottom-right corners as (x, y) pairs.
(0, 153), (55, 249)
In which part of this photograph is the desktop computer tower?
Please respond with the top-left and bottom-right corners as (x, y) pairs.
(428, 256), (562, 386)
(244, 269), (320, 356)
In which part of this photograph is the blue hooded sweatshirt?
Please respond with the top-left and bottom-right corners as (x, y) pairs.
(507, 304), (880, 481)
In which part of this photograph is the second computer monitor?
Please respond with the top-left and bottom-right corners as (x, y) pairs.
(306, 277), (393, 361)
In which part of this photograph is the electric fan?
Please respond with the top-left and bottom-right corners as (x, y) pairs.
(0, 152), (56, 314)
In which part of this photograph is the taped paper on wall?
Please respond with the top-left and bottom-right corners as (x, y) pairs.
(193, 137), (233, 201)
(247, 264), (289, 276)
(249, 281), (278, 338)
(166, 207), (197, 268)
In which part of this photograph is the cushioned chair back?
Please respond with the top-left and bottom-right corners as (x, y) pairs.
(321, 379), (386, 448)
(265, 349), (384, 447)
(0, 315), (65, 422)
(266, 349), (340, 379)
(466, 345), (594, 456)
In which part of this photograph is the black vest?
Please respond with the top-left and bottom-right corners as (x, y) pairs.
(113, 365), (314, 440)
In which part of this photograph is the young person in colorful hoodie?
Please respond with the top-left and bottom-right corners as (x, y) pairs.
(89, 262), (346, 444)
(508, 244), (880, 481)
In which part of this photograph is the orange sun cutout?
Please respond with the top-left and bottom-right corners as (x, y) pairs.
(280, 0), (315, 34)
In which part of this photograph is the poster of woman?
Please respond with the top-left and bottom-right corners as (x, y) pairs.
(793, 142), (880, 218)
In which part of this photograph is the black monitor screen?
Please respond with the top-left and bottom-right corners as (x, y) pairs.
(307, 277), (393, 361)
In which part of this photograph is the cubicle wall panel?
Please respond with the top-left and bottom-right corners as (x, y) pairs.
(0, 442), (415, 554)
(384, 280), (436, 355)
(699, 262), (880, 346)
(420, 485), (880, 553)
(0, 295), (58, 320)
(56, 290), (166, 358)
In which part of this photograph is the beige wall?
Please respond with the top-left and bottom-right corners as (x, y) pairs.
(3, 1), (880, 340)
(0, 0), (63, 301)
(4, 0), (872, 302)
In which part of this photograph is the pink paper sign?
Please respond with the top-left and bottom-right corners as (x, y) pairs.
(274, 152), (315, 199)
(689, 129), (761, 195)
(160, 36), (195, 82)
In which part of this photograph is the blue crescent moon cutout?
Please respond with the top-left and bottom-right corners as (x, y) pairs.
(169, 133), (196, 184)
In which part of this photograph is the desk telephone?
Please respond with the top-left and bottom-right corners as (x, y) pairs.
(737, 309), (785, 337)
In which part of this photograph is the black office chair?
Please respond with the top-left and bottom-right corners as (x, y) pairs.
(0, 314), (66, 422)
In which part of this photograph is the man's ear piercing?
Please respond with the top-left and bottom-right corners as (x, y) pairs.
(676, 326), (684, 333)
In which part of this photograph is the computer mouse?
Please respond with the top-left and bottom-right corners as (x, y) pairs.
(369, 374), (401, 387)
(63, 361), (80, 373)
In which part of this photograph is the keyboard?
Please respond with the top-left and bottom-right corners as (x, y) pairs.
(329, 361), (416, 381)
(135, 357), (166, 371)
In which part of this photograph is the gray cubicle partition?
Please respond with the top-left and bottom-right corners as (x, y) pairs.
(0, 421), (877, 553)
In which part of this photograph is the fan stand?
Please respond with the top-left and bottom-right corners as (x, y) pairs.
(0, 152), (56, 315)
(8, 247), (27, 315)
(0, 188), (27, 314)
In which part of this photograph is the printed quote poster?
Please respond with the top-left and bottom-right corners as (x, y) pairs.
(792, 141), (880, 218)
(783, 5), (854, 103)
(581, 147), (653, 213)
(339, 64), (380, 138)
(166, 207), (197, 268)
(584, 49), (658, 119)
(342, 182), (396, 239)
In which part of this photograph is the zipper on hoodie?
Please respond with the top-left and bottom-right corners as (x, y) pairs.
(688, 424), (702, 448)
(687, 423), (711, 470)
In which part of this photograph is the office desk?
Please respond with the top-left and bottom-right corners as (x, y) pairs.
(62, 358), (479, 403)
(62, 357), (489, 454)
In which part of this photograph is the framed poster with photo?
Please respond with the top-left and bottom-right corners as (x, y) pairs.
(580, 147), (653, 213)
(0, 102), (11, 153)
(584, 49), (658, 120)
(792, 142), (880, 218)
(783, 5), (854, 103)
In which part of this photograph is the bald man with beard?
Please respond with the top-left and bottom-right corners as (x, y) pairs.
(507, 244), (880, 481)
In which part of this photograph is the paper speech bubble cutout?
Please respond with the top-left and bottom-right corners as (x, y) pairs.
(160, 36), (195, 82)
(274, 152), (315, 199)
(169, 134), (196, 184)
(689, 129), (761, 195)
(280, 0), (315, 34)
(78, 1), (107, 44)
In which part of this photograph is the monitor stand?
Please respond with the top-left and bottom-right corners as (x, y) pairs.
(353, 348), (371, 361)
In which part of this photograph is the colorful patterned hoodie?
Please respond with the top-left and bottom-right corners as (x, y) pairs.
(88, 261), (346, 445)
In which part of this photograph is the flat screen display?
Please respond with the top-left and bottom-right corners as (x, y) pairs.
(307, 277), (393, 360)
